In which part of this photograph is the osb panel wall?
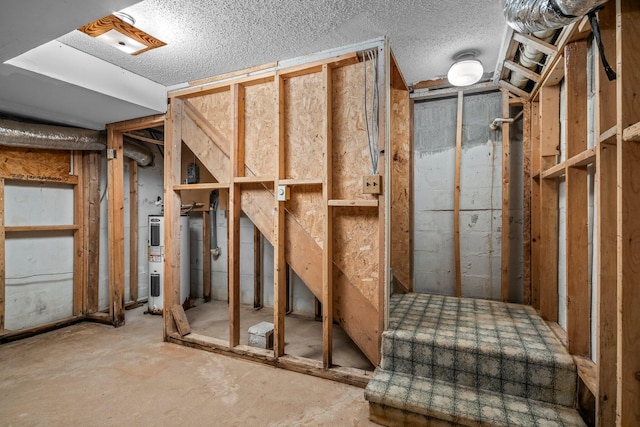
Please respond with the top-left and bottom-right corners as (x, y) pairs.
(181, 113), (231, 180)
(287, 186), (324, 247)
(284, 73), (325, 180)
(0, 147), (73, 183)
(244, 83), (276, 177)
(331, 61), (376, 200)
(180, 143), (216, 210)
(391, 88), (412, 291)
(188, 90), (233, 158)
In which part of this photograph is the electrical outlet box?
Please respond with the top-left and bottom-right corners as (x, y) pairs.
(362, 174), (382, 195)
(277, 185), (290, 201)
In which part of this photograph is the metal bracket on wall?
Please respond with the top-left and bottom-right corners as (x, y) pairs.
(106, 149), (117, 160)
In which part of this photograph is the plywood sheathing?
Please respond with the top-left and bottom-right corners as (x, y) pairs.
(0, 147), (75, 184)
(245, 83), (276, 177)
(390, 87), (412, 292)
(188, 90), (233, 157)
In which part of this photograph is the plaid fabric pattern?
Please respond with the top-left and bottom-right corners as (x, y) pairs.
(365, 293), (585, 426)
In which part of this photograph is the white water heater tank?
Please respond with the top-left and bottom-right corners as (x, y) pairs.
(147, 215), (190, 313)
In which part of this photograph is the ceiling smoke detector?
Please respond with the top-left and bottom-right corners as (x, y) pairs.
(447, 50), (484, 87)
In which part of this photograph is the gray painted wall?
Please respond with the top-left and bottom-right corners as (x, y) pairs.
(413, 91), (523, 301)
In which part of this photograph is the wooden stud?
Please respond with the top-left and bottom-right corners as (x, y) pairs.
(128, 159), (138, 304)
(253, 225), (262, 309)
(501, 89), (511, 302)
(615, 0), (640, 422)
(84, 152), (100, 313)
(202, 210), (211, 302)
(454, 91), (463, 298)
(595, 4), (618, 424)
(531, 102), (541, 310)
(273, 74), (286, 357)
(0, 179), (4, 330)
(522, 102), (532, 305)
(72, 151), (84, 316)
(539, 86), (560, 322)
(171, 304), (191, 337)
(564, 40), (589, 356)
(106, 125), (126, 327)
(322, 64), (333, 368)
(163, 99), (183, 338)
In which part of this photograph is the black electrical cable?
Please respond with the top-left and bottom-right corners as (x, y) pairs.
(588, 7), (616, 81)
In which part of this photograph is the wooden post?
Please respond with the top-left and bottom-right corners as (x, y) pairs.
(229, 83), (245, 348)
(84, 152), (100, 313)
(322, 64), (333, 368)
(253, 225), (262, 308)
(128, 159), (139, 304)
(107, 125), (126, 327)
(564, 40), (589, 356)
(501, 89), (511, 302)
(615, 0), (640, 422)
(72, 151), (84, 316)
(595, 3), (618, 424)
(0, 178), (5, 330)
(531, 102), (541, 309)
(163, 99), (183, 338)
(274, 75), (286, 357)
(539, 86), (560, 322)
(454, 90), (463, 298)
(202, 210), (211, 302)
(522, 102), (532, 305)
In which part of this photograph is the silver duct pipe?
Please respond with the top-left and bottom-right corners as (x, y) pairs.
(504, 0), (607, 33)
(0, 118), (154, 167)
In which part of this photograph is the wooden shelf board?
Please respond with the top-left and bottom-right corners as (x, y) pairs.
(567, 147), (596, 168)
(5, 225), (80, 232)
(279, 178), (323, 186)
(174, 182), (229, 191)
(541, 162), (566, 179)
(574, 356), (598, 396)
(328, 199), (379, 207)
(599, 126), (617, 144)
(234, 176), (274, 184)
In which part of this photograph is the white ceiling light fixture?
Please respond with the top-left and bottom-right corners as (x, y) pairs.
(447, 50), (484, 87)
(78, 13), (166, 55)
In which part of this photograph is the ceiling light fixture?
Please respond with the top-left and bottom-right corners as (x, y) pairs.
(78, 14), (165, 55)
(447, 50), (484, 87)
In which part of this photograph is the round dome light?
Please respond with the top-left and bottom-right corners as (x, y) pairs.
(447, 59), (484, 87)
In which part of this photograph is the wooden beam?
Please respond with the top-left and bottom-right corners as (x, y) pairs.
(163, 98), (183, 338)
(327, 199), (378, 207)
(202, 211), (211, 302)
(531, 102), (541, 309)
(616, 0), (640, 422)
(4, 225), (79, 232)
(504, 60), (542, 83)
(109, 114), (165, 133)
(253, 225), (262, 309)
(84, 152), (100, 313)
(128, 159), (138, 304)
(498, 79), (532, 101)
(0, 179), (4, 330)
(106, 125), (126, 327)
(72, 151), (84, 316)
(595, 5), (618, 424)
(273, 74), (286, 357)
(454, 91), (463, 298)
(623, 121), (640, 142)
(541, 161), (566, 179)
(501, 89), (511, 302)
(522, 102), (532, 305)
(564, 40), (589, 356)
(322, 64), (333, 368)
(513, 32), (558, 57)
(539, 86), (560, 322)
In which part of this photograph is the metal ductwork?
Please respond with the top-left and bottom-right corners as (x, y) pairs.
(0, 118), (154, 167)
(503, 0), (608, 33)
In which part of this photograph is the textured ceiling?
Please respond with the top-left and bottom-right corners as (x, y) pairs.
(59, 0), (508, 86)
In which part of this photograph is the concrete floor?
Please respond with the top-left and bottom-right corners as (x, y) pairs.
(185, 300), (374, 371)
(0, 306), (376, 426)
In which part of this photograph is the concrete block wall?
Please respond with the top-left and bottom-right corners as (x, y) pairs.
(413, 92), (523, 301)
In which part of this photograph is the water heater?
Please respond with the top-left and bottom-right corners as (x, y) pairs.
(148, 215), (190, 314)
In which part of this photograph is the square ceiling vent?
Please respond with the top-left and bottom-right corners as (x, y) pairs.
(78, 14), (165, 55)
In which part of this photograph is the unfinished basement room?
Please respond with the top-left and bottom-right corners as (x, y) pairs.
(0, 1), (638, 426)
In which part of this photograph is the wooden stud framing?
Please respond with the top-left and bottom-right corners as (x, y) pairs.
(163, 99), (183, 337)
(273, 75), (286, 357)
(128, 159), (139, 304)
(454, 91), (463, 297)
(531, 102), (541, 310)
(106, 125), (126, 327)
(0, 179), (4, 330)
(84, 152), (100, 313)
(538, 86), (560, 322)
(202, 211), (211, 302)
(501, 89), (511, 302)
(564, 40), (589, 356)
(522, 102), (532, 305)
(322, 64), (333, 368)
(72, 151), (85, 316)
(615, 0), (640, 422)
